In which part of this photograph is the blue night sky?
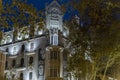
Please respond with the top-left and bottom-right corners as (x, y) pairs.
(2, 0), (78, 31)
(27, 0), (69, 10)
(3, 0), (78, 20)
(27, 0), (76, 20)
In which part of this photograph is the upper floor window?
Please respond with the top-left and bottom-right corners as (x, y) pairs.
(30, 42), (34, 50)
(6, 48), (9, 52)
(7, 36), (12, 43)
(50, 50), (59, 60)
(53, 34), (58, 45)
(21, 44), (25, 52)
(13, 46), (17, 53)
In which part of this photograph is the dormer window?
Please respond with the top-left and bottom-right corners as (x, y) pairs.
(7, 36), (12, 43)
(13, 46), (17, 53)
(30, 42), (34, 50)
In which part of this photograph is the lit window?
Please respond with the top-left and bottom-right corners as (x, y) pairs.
(50, 68), (58, 77)
(53, 34), (58, 45)
(7, 36), (12, 43)
(50, 51), (59, 60)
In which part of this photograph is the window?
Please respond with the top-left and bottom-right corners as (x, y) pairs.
(20, 73), (23, 80)
(53, 34), (58, 45)
(50, 51), (59, 60)
(21, 44), (25, 52)
(50, 68), (58, 77)
(20, 58), (24, 67)
(13, 46), (17, 53)
(12, 59), (16, 67)
(30, 42), (34, 50)
(6, 48), (8, 52)
(29, 72), (32, 80)
(38, 48), (42, 60)
(29, 56), (33, 65)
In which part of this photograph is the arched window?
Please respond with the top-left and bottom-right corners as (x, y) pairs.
(29, 56), (33, 65)
(53, 34), (58, 45)
(29, 72), (32, 80)
(21, 44), (25, 52)
(20, 58), (24, 67)
(20, 73), (23, 80)
(12, 59), (16, 67)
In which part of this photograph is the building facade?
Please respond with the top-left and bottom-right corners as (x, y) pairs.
(0, 1), (69, 80)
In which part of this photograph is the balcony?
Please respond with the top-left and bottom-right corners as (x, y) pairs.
(4, 65), (26, 73)
(25, 51), (35, 55)
(46, 77), (63, 80)
(15, 64), (26, 71)
(8, 54), (18, 58)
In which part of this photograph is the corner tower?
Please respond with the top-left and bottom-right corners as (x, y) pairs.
(45, 1), (64, 80)
(46, 0), (63, 45)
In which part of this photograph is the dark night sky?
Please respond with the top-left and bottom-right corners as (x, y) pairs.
(2, 0), (77, 31)
(27, 0), (69, 10)
(27, 0), (75, 20)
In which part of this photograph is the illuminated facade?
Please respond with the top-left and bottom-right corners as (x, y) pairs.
(0, 1), (69, 80)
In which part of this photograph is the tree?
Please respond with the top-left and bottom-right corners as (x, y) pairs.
(66, 0), (120, 80)
(0, 0), (44, 79)
(0, 0), (44, 40)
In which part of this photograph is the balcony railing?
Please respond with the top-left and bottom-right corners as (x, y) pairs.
(8, 54), (18, 58)
(25, 51), (36, 55)
(15, 64), (26, 71)
(5, 65), (26, 72)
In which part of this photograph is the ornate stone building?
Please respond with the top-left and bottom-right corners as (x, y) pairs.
(0, 1), (69, 80)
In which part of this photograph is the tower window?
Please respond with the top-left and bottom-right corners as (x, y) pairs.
(50, 51), (59, 60)
(53, 34), (58, 45)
